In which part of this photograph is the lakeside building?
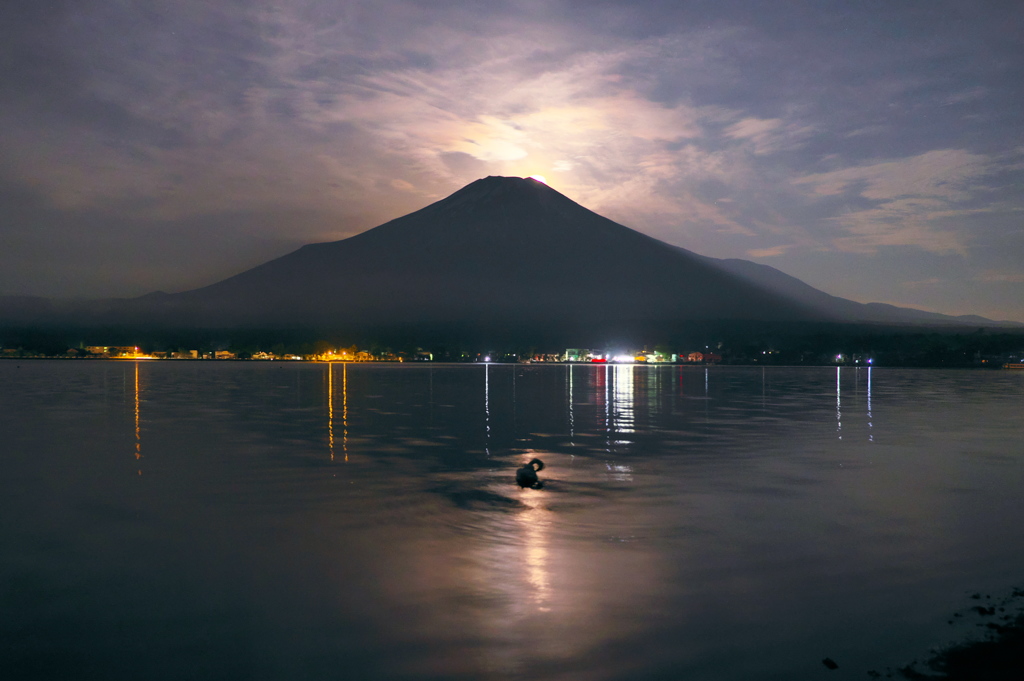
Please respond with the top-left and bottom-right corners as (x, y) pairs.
(686, 351), (722, 364)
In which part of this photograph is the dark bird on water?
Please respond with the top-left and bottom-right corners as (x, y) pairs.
(516, 458), (545, 488)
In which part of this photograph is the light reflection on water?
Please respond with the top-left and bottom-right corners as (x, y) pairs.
(325, 362), (350, 462)
(134, 361), (142, 470)
(1, 361), (1023, 680)
(612, 364), (634, 438)
(517, 489), (551, 612)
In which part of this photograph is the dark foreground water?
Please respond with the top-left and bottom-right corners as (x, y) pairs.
(2, 361), (1023, 680)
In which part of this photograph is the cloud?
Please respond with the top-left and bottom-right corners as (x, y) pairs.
(725, 117), (814, 155)
(793, 149), (1012, 255)
(795, 149), (992, 201)
(0, 2), (823, 246)
(746, 245), (792, 258)
(225, 16), (775, 238)
(293, 42), (710, 180)
(901, 277), (945, 288)
(0, 6), (737, 225)
(976, 271), (1024, 284)
(943, 86), (987, 106)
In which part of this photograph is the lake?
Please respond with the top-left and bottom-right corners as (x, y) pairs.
(2, 360), (1023, 680)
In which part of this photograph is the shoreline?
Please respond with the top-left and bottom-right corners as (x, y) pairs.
(889, 588), (1024, 679)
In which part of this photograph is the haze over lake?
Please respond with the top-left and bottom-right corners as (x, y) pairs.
(3, 361), (1023, 680)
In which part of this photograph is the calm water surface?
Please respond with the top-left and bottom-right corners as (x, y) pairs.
(2, 361), (1023, 680)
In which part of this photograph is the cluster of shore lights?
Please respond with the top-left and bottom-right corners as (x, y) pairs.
(316, 350), (355, 361)
(593, 352), (679, 363)
(481, 353), (669, 364)
(313, 350), (408, 362)
(114, 347), (157, 360)
(577, 352), (671, 364)
(835, 354), (874, 365)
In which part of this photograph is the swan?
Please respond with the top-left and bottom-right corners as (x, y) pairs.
(515, 458), (545, 488)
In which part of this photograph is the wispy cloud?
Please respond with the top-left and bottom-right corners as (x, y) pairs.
(901, 277), (945, 288)
(976, 271), (1024, 284)
(725, 117), (814, 155)
(746, 245), (793, 258)
(793, 149), (1011, 255)
(943, 86), (986, 106)
(795, 149), (993, 200)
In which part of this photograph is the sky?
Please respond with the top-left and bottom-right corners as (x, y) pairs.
(2, 0), (1023, 322)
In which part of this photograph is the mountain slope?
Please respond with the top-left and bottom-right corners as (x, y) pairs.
(2, 176), (1018, 335)
(700, 255), (1022, 326)
(153, 176), (825, 328)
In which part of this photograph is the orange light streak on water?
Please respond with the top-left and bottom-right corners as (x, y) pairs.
(134, 361), (142, 474)
(342, 363), (348, 462)
(328, 362), (334, 461)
